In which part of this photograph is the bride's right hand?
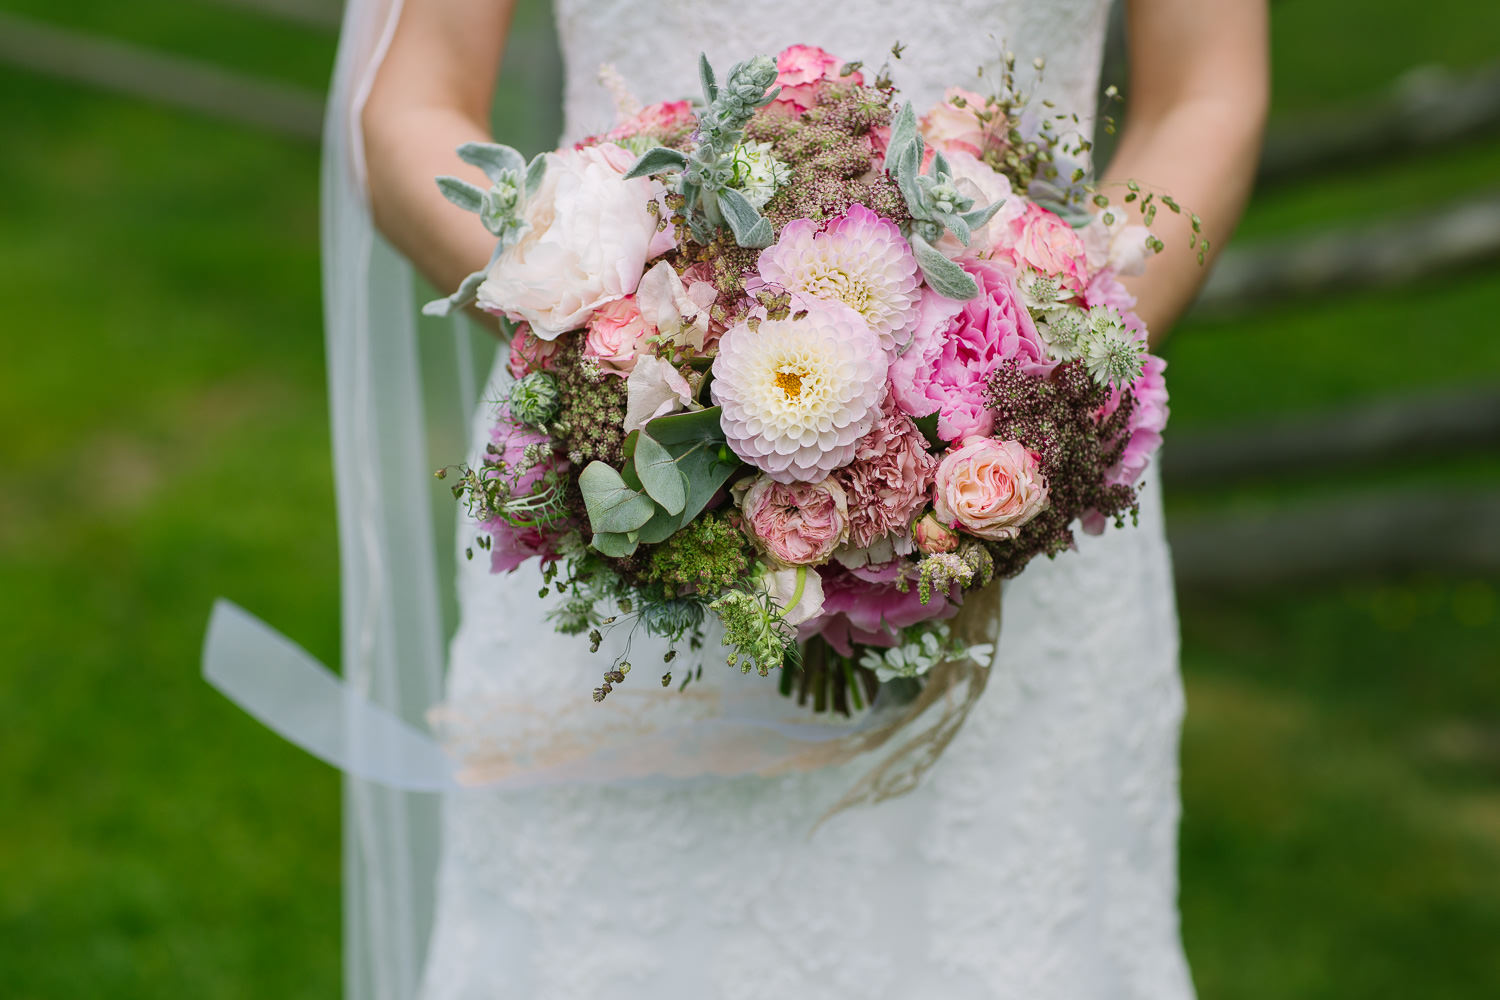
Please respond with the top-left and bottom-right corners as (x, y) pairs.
(362, 0), (519, 303)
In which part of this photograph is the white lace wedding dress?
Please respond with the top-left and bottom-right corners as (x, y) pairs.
(418, 2), (1194, 997)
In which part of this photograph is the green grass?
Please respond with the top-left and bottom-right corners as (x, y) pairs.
(3, 4), (1499, 997)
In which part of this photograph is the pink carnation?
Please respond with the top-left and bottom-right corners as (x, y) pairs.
(582, 295), (650, 375)
(483, 411), (568, 573)
(772, 45), (862, 114)
(998, 202), (1090, 297)
(933, 437), (1049, 541)
(506, 323), (560, 379)
(890, 258), (1057, 443)
(832, 395), (939, 552)
(802, 564), (961, 654)
(740, 475), (849, 566)
(920, 87), (1006, 158)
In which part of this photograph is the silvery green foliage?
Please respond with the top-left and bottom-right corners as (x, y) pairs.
(857, 622), (995, 682)
(508, 372), (561, 427)
(623, 53), (782, 249)
(1079, 305), (1146, 388)
(422, 142), (548, 317)
(882, 102), (1006, 300)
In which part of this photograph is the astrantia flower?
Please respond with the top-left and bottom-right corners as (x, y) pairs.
(1080, 306), (1145, 388)
(711, 304), (887, 483)
(756, 205), (921, 355)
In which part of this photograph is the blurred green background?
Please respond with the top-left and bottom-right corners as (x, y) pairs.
(1, 1), (1497, 996)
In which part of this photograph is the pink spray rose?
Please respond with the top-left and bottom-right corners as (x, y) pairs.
(920, 87), (1006, 158)
(890, 258), (1057, 443)
(582, 295), (650, 375)
(772, 44), (862, 114)
(933, 437), (1048, 541)
(832, 395), (939, 553)
(998, 202), (1090, 297)
(506, 323), (560, 379)
(912, 512), (959, 554)
(484, 410), (569, 573)
(741, 475), (850, 566)
(607, 100), (695, 141)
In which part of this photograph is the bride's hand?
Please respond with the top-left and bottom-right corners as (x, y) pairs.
(362, 0), (519, 305)
(1101, 0), (1269, 343)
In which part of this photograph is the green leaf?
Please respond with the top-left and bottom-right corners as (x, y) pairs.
(638, 407), (743, 537)
(884, 101), (919, 173)
(910, 233), (978, 300)
(623, 146), (689, 180)
(421, 268), (486, 317)
(699, 52), (718, 104)
(524, 154), (548, 198)
(456, 142), (526, 183)
(578, 462), (656, 534)
(644, 405), (725, 447)
(960, 199), (1004, 232)
(912, 412), (944, 450)
(435, 175), (485, 213)
(591, 531), (639, 558)
(632, 433), (688, 515)
(717, 187), (774, 248)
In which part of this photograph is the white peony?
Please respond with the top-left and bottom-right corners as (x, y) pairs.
(476, 143), (661, 339)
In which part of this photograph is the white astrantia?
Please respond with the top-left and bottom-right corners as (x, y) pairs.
(711, 303), (887, 483)
(1079, 305), (1146, 388)
(728, 141), (791, 210)
(857, 622), (995, 682)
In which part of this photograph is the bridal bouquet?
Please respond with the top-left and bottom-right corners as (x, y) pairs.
(429, 46), (1181, 711)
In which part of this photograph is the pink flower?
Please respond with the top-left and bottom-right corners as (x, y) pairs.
(912, 512), (959, 554)
(740, 475), (850, 566)
(933, 437), (1048, 541)
(998, 202), (1090, 297)
(802, 564), (960, 654)
(920, 87), (1006, 158)
(582, 296), (650, 375)
(1109, 353), (1169, 488)
(890, 258), (1056, 443)
(1083, 268), (1137, 315)
(505, 323), (560, 379)
(832, 395), (939, 552)
(484, 411), (568, 573)
(606, 100), (695, 141)
(772, 45), (862, 114)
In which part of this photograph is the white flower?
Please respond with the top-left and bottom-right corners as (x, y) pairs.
(858, 622), (995, 681)
(636, 260), (716, 354)
(711, 304), (887, 483)
(1080, 307), (1145, 388)
(1080, 210), (1153, 277)
(476, 143), (661, 338)
(728, 140), (791, 210)
(623, 354), (694, 433)
(759, 566), (825, 627)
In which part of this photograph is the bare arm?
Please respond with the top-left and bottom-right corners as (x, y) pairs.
(1102, 0), (1269, 342)
(362, 0), (517, 298)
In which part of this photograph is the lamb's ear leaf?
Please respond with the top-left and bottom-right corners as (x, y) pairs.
(421, 269), (486, 317)
(884, 101), (919, 173)
(942, 211), (971, 247)
(960, 198), (1004, 231)
(578, 462), (657, 534)
(910, 234), (979, 300)
(717, 187), (775, 248)
(699, 52), (718, 104)
(632, 432), (689, 516)
(623, 146), (689, 180)
(435, 175), (485, 213)
(524, 154), (548, 197)
(591, 531), (639, 558)
(456, 142), (526, 183)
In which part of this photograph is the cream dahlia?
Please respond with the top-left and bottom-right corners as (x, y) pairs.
(711, 304), (887, 483)
(755, 205), (921, 355)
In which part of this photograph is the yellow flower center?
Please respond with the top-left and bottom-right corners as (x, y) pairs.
(774, 366), (806, 400)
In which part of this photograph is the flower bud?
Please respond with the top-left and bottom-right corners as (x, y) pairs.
(913, 512), (959, 554)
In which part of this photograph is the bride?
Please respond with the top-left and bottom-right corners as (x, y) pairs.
(330, 0), (1269, 997)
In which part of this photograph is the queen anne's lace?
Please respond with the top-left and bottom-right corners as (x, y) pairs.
(420, 2), (1196, 997)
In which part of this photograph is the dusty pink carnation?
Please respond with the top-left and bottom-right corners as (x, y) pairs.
(997, 202), (1090, 297)
(934, 437), (1049, 541)
(802, 563), (961, 654)
(582, 295), (650, 375)
(772, 44), (862, 114)
(920, 87), (1006, 158)
(506, 323), (560, 379)
(741, 475), (849, 566)
(832, 395), (939, 552)
(484, 410), (567, 573)
(890, 258), (1057, 443)
(755, 205), (921, 355)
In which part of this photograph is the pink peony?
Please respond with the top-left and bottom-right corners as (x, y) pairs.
(505, 323), (560, 379)
(920, 87), (1006, 158)
(740, 475), (850, 566)
(890, 258), (1057, 443)
(933, 437), (1048, 541)
(912, 512), (959, 554)
(997, 202), (1091, 297)
(483, 411), (568, 573)
(582, 296), (650, 375)
(772, 45), (862, 114)
(832, 395), (939, 552)
(802, 564), (961, 654)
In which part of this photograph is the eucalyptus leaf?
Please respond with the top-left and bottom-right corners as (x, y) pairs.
(435, 175), (485, 213)
(910, 234), (979, 300)
(632, 433), (688, 516)
(641, 407), (742, 532)
(591, 531), (639, 559)
(456, 142), (526, 183)
(578, 462), (656, 534)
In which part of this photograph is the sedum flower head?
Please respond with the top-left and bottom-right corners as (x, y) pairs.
(711, 303), (888, 483)
(756, 204), (922, 354)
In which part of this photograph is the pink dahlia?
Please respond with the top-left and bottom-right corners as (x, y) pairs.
(771, 45), (861, 114)
(802, 564), (961, 654)
(890, 258), (1057, 443)
(755, 205), (922, 355)
(711, 304), (887, 483)
(740, 475), (849, 566)
(832, 395), (939, 553)
(483, 410), (567, 573)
